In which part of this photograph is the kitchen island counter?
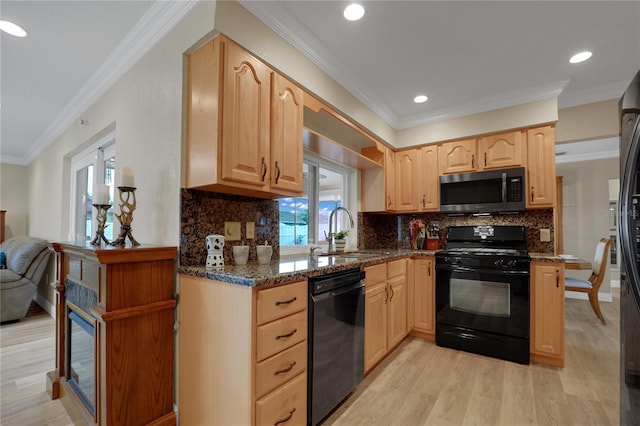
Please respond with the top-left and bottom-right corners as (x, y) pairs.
(179, 249), (438, 288)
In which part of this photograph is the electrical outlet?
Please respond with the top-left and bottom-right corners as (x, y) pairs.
(224, 221), (241, 241)
(246, 222), (255, 239)
(540, 228), (551, 242)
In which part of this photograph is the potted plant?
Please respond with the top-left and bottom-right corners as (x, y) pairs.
(333, 230), (349, 253)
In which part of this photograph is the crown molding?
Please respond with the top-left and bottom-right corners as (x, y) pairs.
(558, 80), (629, 109)
(239, 0), (400, 126)
(1, 155), (29, 166)
(20, 0), (199, 166)
(555, 136), (619, 164)
(397, 80), (568, 129)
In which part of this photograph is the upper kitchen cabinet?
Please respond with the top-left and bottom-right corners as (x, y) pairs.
(439, 130), (526, 175)
(270, 73), (304, 194)
(186, 35), (303, 198)
(395, 149), (419, 211)
(526, 125), (556, 208)
(361, 145), (396, 212)
(438, 139), (477, 174)
(478, 130), (526, 170)
(419, 145), (439, 211)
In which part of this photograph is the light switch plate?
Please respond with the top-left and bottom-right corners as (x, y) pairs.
(224, 221), (241, 241)
(246, 222), (255, 239)
(540, 228), (551, 242)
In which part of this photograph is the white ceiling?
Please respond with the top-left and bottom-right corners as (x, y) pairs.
(2, 1), (639, 166)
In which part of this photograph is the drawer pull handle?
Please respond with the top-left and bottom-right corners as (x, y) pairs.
(276, 329), (297, 340)
(274, 361), (296, 375)
(275, 297), (297, 306)
(274, 408), (296, 426)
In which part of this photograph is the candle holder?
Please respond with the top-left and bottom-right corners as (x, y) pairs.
(110, 186), (140, 246)
(90, 204), (111, 246)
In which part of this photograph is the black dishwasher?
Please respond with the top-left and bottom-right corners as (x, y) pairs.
(308, 268), (365, 426)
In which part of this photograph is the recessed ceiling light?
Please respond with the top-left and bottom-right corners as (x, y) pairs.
(569, 51), (592, 64)
(0, 20), (27, 37)
(344, 3), (365, 21)
(413, 95), (428, 104)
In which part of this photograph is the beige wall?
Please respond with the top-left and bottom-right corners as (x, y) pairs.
(557, 157), (619, 297)
(556, 99), (620, 144)
(0, 163), (29, 238)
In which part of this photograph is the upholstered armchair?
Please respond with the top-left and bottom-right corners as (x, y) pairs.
(0, 236), (52, 323)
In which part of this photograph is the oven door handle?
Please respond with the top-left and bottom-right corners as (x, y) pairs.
(436, 264), (530, 276)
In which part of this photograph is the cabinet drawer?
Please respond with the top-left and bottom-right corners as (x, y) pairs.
(363, 263), (386, 287)
(257, 281), (307, 325)
(255, 372), (307, 426)
(255, 341), (306, 399)
(256, 310), (307, 361)
(387, 259), (406, 279)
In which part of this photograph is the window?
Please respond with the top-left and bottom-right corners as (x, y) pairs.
(279, 154), (355, 250)
(70, 136), (115, 242)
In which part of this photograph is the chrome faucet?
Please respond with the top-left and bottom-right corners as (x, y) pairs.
(327, 206), (355, 253)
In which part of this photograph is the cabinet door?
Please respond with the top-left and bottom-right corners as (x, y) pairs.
(419, 145), (439, 211)
(526, 126), (556, 208)
(364, 281), (388, 373)
(396, 150), (419, 211)
(221, 42), (271, 187)
(385, 148), (396, 210)
(531, 262), (565, 363)
(479, 130), (525, 170)
(270, 73), (303, 195)
(414, 257), (434, 335)
(387, 276), (407, 349)
(438, 139), (477, 174)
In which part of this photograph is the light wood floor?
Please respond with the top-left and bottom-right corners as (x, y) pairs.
(1, 293), (620, 426)
(324, 292), (620, 426)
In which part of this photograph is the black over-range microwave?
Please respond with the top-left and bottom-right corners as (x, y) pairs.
(439, 167), (525, 214)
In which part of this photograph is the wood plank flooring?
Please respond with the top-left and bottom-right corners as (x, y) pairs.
(324, 292), (620, 426)
(0, 293), (620, 426)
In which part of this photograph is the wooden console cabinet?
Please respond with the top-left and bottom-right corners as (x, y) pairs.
(47, 242), (177, 426)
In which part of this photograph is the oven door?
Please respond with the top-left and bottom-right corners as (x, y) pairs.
(435, 263), (529, 339)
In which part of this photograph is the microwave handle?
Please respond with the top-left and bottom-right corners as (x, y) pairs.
(502, 172), (507, 203)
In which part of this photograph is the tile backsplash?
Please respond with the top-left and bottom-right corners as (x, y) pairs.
(180, 188), (555, 267)
(180, 189), (279, 266)
(359, 209), (555, 253)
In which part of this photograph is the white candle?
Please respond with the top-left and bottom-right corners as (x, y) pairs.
(121, 167), (135, 187)
(94, 184), (110, 205)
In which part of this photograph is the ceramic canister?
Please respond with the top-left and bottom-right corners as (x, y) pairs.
(205, 234), (225, 252)
(206, 251), (224, 269)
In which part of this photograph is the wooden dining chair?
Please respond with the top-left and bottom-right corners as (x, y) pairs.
(565, 238), (613, 325)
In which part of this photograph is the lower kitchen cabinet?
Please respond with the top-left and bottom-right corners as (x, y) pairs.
(412, 256), (435, 340)
(530, 261), (565, 367)
(363, 260), (407, 374)
(179, 275), (307, 425)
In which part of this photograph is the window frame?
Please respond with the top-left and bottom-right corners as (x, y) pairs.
(69, 133), (115, 242)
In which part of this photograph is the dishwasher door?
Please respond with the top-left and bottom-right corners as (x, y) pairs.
(308, 280), (365, 426)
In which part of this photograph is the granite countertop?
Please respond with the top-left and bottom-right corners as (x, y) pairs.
(529, 252), (564, 262)
(178, 249), (438, 288)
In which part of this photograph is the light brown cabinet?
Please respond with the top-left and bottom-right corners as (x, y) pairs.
(438, 138), (477, 175)
(526, 125), (556, 208)
(361, 145), (396, 212)
(395, 149), (419, 211)
(186, 35), (303, 198)
(419, 146), (439, 211)
(412, 256), (435, 340)
(479, 130), (526, 170)
(363, 260), (407, 373)
(179, 276), (307, 425)
(439, 130), (526, 175)
(47, 243), (177, 426)
(530, 261), (565, 367)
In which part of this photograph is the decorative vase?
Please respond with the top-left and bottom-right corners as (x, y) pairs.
(334, 239), (346, 253)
